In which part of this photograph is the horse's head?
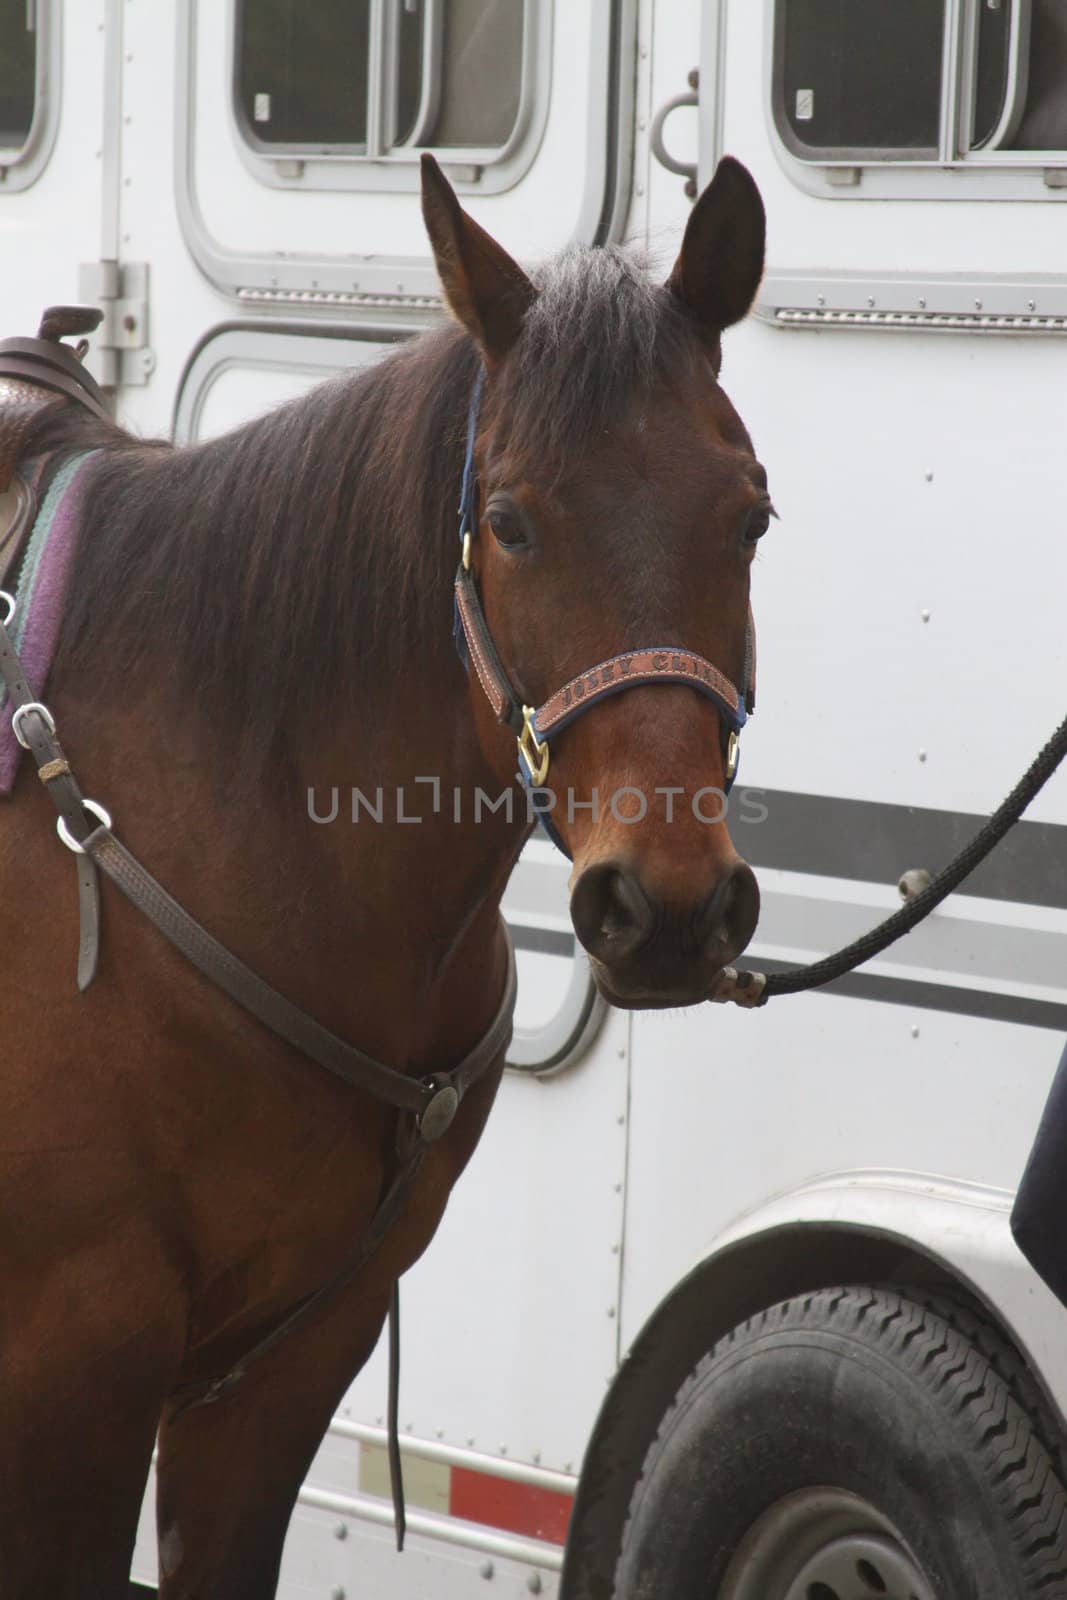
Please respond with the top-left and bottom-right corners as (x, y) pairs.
(423, 156), (769, 1010)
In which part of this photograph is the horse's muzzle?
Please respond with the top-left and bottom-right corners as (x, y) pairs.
(570, 856), (760, 1009)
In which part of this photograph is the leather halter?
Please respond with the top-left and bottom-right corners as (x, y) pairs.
(451, 369), (756, 850)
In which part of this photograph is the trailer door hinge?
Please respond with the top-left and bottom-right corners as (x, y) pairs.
(77, 260), (155, 388)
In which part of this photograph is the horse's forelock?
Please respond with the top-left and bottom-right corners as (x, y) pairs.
(492, 245), (706, 464)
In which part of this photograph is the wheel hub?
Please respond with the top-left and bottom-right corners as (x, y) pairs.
(720, 1488), (936, 1600)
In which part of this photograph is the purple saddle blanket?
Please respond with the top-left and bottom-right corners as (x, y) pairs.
(0, 451), (100, 795)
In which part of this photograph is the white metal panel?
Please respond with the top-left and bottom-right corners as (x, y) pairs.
(718, 314), (1067, 818)
(620, 994), (1062, 1351)
(722, 3), (1067, 278)
(0, 2), (105, 335)
(182, 0), (622, 292)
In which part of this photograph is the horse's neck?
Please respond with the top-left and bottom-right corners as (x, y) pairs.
(293, 688), (526, 1058)
(52, 655), (522, 1071)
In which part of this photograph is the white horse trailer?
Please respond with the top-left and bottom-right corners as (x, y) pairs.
(4, 0), (1067, 1595)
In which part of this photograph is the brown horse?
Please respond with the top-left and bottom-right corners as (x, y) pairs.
(0, 155), (768, 1597)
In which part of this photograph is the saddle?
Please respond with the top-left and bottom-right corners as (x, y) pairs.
(0, 305), (109, 589)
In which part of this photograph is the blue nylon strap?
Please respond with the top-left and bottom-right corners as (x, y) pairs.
(450, 366), (751, 862)
(453, 367), (487, 670)
(457, 366), (486, 544)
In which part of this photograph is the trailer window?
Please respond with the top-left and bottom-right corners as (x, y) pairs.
(0, 0), (36, 152)
(773, 0), (1067, 170)
(235, 0), (526, 159)
(1003, 0), (1067, 150)
(776, 0), (945, 159)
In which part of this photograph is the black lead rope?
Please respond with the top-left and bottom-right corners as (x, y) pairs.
(718, 708), (1067, 1008)
(388, 1282), (406, 1552)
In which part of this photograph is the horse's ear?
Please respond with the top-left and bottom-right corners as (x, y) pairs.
(421, 153), (536, 364)
(667, 157), (766, 355)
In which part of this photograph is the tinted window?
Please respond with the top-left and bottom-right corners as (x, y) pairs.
(777, 0), (945, 156)
(973, 0), (1014, 148)
(238, 0), (371, 148)
(425, 0), (523, 148)
(236, 0), (523, 154)
(0, 0), (36, 149)
(1006, 0), (1067, 150)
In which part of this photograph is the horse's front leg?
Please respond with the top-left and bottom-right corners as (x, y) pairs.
(154, 1283), (392, 1600)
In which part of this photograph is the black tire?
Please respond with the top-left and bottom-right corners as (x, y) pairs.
(614, 1286), (1067, 1599)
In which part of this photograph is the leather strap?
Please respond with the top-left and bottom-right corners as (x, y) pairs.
(0, 352), (110, 424)
(0, 380), (65, 494)
(452, 370), (757, 817)
(534, 645), (743, 737)
(0, 307), (110, 491)
(0, 612), (103, 985)
(0, 473), (36, 589)
(0, 606), (517, 1549)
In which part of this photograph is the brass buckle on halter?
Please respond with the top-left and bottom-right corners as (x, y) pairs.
(518, 706), (550, 787)
(462, 531), (472, 571)
(726, 730), (740, 785)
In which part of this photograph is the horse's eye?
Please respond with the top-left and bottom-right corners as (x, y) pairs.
(741, 500), (775, 548)
(487, 505), (528, 550)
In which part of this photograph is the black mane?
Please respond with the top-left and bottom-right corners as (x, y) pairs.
(34, 246), (704, 757)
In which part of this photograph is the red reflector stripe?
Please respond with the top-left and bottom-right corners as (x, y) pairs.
(449, 1467), (574, 1546)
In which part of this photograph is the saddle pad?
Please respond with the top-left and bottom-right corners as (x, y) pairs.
(0, 450), (100, 796)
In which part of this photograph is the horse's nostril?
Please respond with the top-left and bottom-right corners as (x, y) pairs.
(571, 863), (655, 963)
(698, 861), (760, 965)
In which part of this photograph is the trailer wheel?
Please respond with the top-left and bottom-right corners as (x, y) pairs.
(613, 1286), (1067, 1600)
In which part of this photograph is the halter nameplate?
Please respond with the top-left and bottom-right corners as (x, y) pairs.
(535, 647), (744, 738)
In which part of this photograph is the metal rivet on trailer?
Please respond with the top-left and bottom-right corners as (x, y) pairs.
(334, 1522), (348, 1541)
(918, 297), (927, 309)
(918, 750), (928, 763)
(616, 1113), (625, 1125)
(607, 1306), (616, 1318)
(528, 1574), (543, 1594)
(817, 294), (825, 306)
(1028, 299), (1037, 311)
(467, 1436), (476, 1446)
(924, 469), (934, 482)
(911, 1025), (920, 1039)
(499, 1443), (508, 1454)
(867, 296), (876, 307)
(480, 1560), (495, 1580)
(975, 298), (983, 310)
(436, 1429), (444, 1439)
(532, 1450), (541, 1464)
(921, 609), (931, 622)
(331, 1589), (346, 1600)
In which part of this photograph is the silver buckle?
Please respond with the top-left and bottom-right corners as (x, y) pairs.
(11, 700), (56, 750)
(725, 729), (740, 784)
(56, 798), (112, 855)
(0, 590), (14, 626)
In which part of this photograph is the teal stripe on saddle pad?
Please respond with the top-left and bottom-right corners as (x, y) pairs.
(0, 450), (101, 795)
